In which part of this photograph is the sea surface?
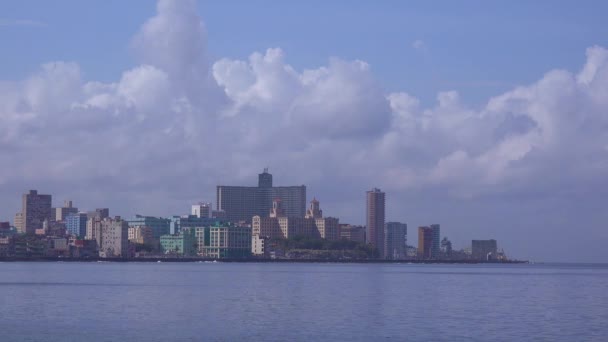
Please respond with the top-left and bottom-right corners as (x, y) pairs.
(0, 262), (606, 341)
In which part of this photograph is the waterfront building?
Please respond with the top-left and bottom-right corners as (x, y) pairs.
(196, 223), (252, 258)
(251, 235), (266, 256)
(216, 169), (306, 223)
(0, 236), (12, 256)
(472, 239), (498, 260)
(430, 224), (441, 257)
(441, 237), (453, 257)
(85, 216), (102, 248)
(20, 190), (53, 234)
(68, 239), (98, 258)
(313, 217), (340, 241)
(406, 245), (418, 257)
(99, 217), (129, 258)
(160, 228), (197, 256)
(128, 226), (155, 246)
(366, 188), (385, 258)
(418, 226), (433, 259)
(305, 198), (340, 241)
(65, 213), (88, 238)
(305, 198), (322, 219)
(55, 200), (78, 222)
(417, 224), (441, 259)
(339, 224), (366, 244)
(385, 222), (407, 260)
(46, 237), (69, 257)
(191, 203), (212, 218)
(169, 215), (228, 235)
(252, 199), (339, 241)
(126, 215), (170, 239)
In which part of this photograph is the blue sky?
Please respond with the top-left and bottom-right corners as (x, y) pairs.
(1, 1), (608, 261)
(2, 1), (607, 105)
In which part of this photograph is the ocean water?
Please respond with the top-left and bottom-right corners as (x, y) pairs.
(0, 262), (606, 341)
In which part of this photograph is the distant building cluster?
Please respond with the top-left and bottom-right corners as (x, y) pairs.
(0, 170), (509, 261)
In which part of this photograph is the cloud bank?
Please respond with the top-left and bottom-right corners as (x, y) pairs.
(1, 0), (607, 260)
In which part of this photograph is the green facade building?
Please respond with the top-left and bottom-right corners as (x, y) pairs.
(127, 215), (170, 239)
(159, 228), (197, 256)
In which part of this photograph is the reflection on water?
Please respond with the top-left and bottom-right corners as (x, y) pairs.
(0, 262), (606, 341)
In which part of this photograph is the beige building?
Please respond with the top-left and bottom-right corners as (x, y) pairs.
(13, 213), (23, 233)
(313, 217), (340, 241)
(99, 217), (129, 258)
(128, 226), (155, 246)
(252, 235), (266, 255)
(251, 198), (340, 255)
(86, 216), (102, 245)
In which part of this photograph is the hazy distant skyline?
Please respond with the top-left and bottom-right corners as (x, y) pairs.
(1, 0), (607, 262)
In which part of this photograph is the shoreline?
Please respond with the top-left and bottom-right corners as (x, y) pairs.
(0, 257), (528, 264)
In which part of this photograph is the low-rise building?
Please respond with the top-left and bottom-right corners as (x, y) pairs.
(46, 237), (69, 257)
(0, 236), (13, 256)
(128, 226), (155, 246)
(252, 235), (266, 256)
(160, 228), (197, 256)
(339, 224), (366, 244)
(169, 215), (228, 235)
(472, 239), (498, 260)
(197, 223), (251, 258)
(69, 239), (98, 258)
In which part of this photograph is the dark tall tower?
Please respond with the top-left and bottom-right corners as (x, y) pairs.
(366, 188), (386, 258)
(21, 190), (52, 234)
(258, 168), (273, 188)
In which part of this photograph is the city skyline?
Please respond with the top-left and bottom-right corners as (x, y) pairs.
(1, 182), (503, 258)
(1, 0), (608, 262)
(2, 185), (508, 262)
